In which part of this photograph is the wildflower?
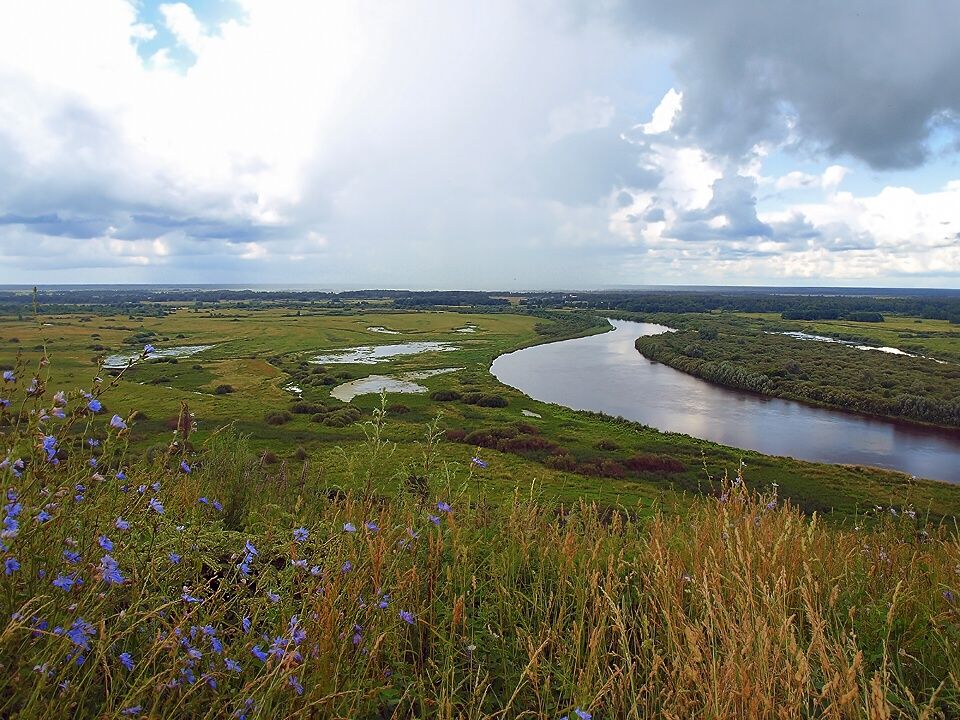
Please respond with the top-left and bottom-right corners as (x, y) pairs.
(310, 565), (321, 576)
(251, 645), (267, 662)
(364, 520), (378, 533)
(471, 456), (488, 468)
(212, 499), (223, 512)
(343, 522), (356, 533)
(63, 550), (81, 564)
(53, 391), (66, 406)
(101, 554), (124, 584)
(119, 652), (134, 671)
(53, 573), (80, 592)
(66, 618), (96, 649)
(121, 706), (142, 716)
(291, 559), (307, 569)
(115, 517), (130, 530)
(341, 560), (352, 574)
(169, 552), (182, 565)
(198, 497), (209, 505)
(110, 415), (127, 430)
(2, 370), (13, 382)
(437, 501), (452, 513)
(180, 460), (191, 474)
(88, 438), (100, 447)
(5, 557), (19, 575)
(289, 675), (303, 695)
(428, 514), (440, 526)
(42, 435), (57, 460)
(52, 407), (64, 419)
(244, 540), (258, 556)
(182, 592), (201, 603)
(266, 590), (280, 603)
(399, 609), (415, 625)
(242, 616), (251, 633)
(87, 399), (102, 413)
(98, 535), (114, 551)
(116, 470), (127, 481)
(946, 590), (955, 604)
(378, 594), (389, 609)
(293, 527), (309, 542)
(36, 509), (52, 523)
(148, 498), (164, 515)
(225, 658), (241, 672)
(0, 398), (9, 408)
(137, 484), (146, 494)
(143, 344), (154, 355)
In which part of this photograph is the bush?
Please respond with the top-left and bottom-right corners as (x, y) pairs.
(293, 446), (308, 461)
(291, 402), (326, 414)
(214, 384), (235, 395)
(545, 452), (578, 471)
(625, 453), (686, 474)
(260, 450), (279, 465)
(462, 392), (509, 408)
(264, 410), (293, 426)
(386, 403), (411, 414)
(595, 439), (620, 451)
(444, 428), (467, 442)
(430, 390), (461, 401)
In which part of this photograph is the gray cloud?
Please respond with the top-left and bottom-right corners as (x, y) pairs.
(601, 0), (960, 168)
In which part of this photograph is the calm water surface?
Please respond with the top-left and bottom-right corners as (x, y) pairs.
(491, 319), (960, 483)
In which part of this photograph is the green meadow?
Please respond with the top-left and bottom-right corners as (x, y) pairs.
(2, 305), (959, 519)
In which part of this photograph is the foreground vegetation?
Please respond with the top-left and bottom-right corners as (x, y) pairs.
(1, 368), (960, 718)
(631, 312), (960, 429)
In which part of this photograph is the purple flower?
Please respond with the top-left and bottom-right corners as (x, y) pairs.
(51, 407), (65, 419)
(575, 709), (592, 720)
(119, 652), (134, 671)
(110, 415), (127, 430)
(251, 645), (267, 662)
(116, 470), (127, 481)
(241, 616), (251, 633)
(98, 535), (114, 551)
(364, 520), (378, 533)
(341, 560), (352, 574)
(266, 590), (280, 603)
(53, 573), (80, 592)
(2, 370), (14, 382)
(244, 540), (258, 556)
(182, 592), (201, 603)
(180, 460), (191, 474)
(5, 557), (19, 575)
(168, 552), (182, 565)
(378, 594), (389, 609)
(225, 658), (241, 672)
(437, 501), (452, 513)
(87, 399), (102, 413)
(343, 523), (356, 533)
(148, 498), (164, 515)
(428, 514), (441, 526)
(212, 499), (222, 511)
(0, 398), (9, 408)
(66, 618), (95, 649)
(115, 517), (130, 530)
(289, 675), (303, 695)
(87, 438), (100, 448)
(293, 527), (308, 542)
(100, 555), (124, 585)
(42, 435), (57, 460)
(36, 509), (51, 523)
(122, 706), (142, 716)
(471, 456), (488, 468)
(63, 550), (81, 564)
(399, 610), (415, 625)
(143, 344), (154, 355)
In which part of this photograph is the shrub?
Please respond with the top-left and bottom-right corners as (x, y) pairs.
(291, 402), (326, 414)
(545, 452), (578, 471)
(293, 446), (308, 461)
(595, 439), (620, 451)
(444, 428), (467, 442)
(386, 403), (411, 414)
(462, 392), (509, 408)
(214, 384), (235, 395)
(260, 450), (279, 464)
(264, 410), (293, 426)
(430, 390), (461, 401)
(625, 453), (686, 474)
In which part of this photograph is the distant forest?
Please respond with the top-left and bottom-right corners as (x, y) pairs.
(0, 286), (959, 322)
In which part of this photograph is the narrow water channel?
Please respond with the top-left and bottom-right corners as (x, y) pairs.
(490, 319), (960, 483)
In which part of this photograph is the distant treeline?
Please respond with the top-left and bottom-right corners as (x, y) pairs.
(1, 287), (959, 322)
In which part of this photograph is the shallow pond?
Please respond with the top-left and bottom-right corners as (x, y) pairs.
(330, 368), (460, 401)
(491, 319), (960, 483)
(311, 342), (457, 365)
(104, 345), (215, 370)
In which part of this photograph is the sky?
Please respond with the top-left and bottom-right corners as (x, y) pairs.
(1, 1), (960, 289)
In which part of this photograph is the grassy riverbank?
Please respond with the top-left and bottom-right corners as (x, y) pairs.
(628, 312), (960, 429)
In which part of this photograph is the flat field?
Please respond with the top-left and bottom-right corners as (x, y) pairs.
(2, 306), (959, 519)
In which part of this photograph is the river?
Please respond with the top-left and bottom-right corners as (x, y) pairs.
(490, 319), (960, 483)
